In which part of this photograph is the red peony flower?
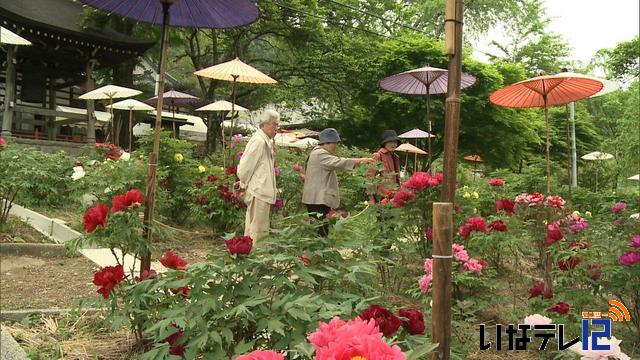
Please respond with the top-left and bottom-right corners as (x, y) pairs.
(466, 217), (487, 232)
(237, 350), (285, 360)
(0, 137), (6, 149)
(134, 269), (157, 282)
(398, 308), (425, 335)
(496, 198), (515, 215)
(166, 327), (185, 356)
(206, 174), (219, 182)
(83, 204), (109, 233)
(558, 257), (581, 271)
(159, 251), (188, 270)
(488, 178), (505, 186)
(226, 166), (237, 175)
(327, 209), (349, 219)
(544, 222), (564, 245)
(225, 236), (253, 255)
(111, 189), (144, 213)
(528, 282), (545, 299)
(380, 197), (389, 205)
(270, 198), (285, 211)
(359, 304), (402, 337)
(392, 190), (415, 207)
(170, 286), (190, 297)
(93, 265), (125, 299)
(458, 225), (472, 240)
(195, 196), (209, 205)
(488, 219), (508, 232)
(569, 240), (589, 250)
(588, 263), (602, 281)
(194, 179), (204, 188)
(425, 227), (433, 241)
(402, 172), (443, 190)
(547, 301), (570, 315)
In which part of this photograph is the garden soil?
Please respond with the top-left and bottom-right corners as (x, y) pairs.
(0, 255), (98, 310)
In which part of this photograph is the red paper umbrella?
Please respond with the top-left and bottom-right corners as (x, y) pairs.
(489, 73), (603, 193)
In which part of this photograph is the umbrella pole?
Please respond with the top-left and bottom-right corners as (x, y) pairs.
(128, 108), (133, 152)
(404, 152), (409, 175)
(220, 111), (226, 169)
(142, 2), (171, 273)
(566, 106), (572, 205)
(229, 75), (238, 167)
(109, 97), (114, 144)
(544, 96), (551, 194)
(426, 87), (433, 175)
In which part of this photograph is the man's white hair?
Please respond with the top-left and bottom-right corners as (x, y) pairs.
(259, 109), (280, 126)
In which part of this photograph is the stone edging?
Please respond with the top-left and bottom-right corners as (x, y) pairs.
(0, 243), (71, 257)
(1, 325), (29, 360)
(2, 200), (85, 246)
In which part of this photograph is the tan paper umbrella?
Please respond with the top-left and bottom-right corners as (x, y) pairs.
(194, 58), (276, 160)
(79, 85), (142, 144)
(628, 174), (640, 181)
(396, 143), (427, 173)
(463, 155), (484, 179)
(196, 100), (250, 168)
(1, 26), (32, 45)
(107, 99), (154, 151)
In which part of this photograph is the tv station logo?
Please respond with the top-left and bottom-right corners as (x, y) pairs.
(479, 299), (630, 351)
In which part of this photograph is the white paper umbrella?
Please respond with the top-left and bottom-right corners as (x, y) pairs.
(1, 26), (32, 45)
(107, 99), (154, 151)
(581, 151), (614, 191)
(79, 85), (142, 144)
(628, 174), (639, 181)
(581, 151), (614, 160)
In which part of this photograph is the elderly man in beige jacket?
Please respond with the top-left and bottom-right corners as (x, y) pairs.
(302, 128), (373, 237)
(237, 110), (280, 243)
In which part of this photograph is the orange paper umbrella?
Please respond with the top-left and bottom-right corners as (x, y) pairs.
(463, 155), (483, 162)
(489, 73), (603, 193)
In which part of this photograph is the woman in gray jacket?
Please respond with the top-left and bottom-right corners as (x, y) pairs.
(302, 128), (373, 236)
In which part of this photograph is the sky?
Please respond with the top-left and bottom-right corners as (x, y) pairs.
(472, 0), (639, 65)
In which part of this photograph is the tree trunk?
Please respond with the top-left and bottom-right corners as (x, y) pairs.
(205, 113), (221, 154)
(111, 19), (136, 149)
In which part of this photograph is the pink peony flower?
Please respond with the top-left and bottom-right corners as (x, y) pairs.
(299, 173), (305, 181)
(308, 317), (381, 352)
(617, 251), (640, 266)
(327, 209), (349, 219)
(462, 259), (483, 274)
(545, 195), (566, 209)
(425, 227), (433, 241)
(237, 151), (244, 160)
(569, 336), (630, 360)
(0, 137), (6, 149)
(418, 274), (431, 294)
(236, 350), (285, 360)
(569, 218), (589, 232)
(315, 331), (406, 360)
(270, 198), (284, 211)
(274, 167), (280, 176)
(423, 259), (433, 274)
(454, 248), (469, 262)
(488, 178), (505, 186)
(293, 164), (304, 172)
(515, 192), (545, 206)
(629, 234), (640, 248)
(523, 314), (553, 325)
(402, 172), (443, 190)
(610, 202), (627, 213)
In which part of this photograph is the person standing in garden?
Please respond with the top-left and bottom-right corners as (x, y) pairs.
(237, 109), (280, 244)
(302, 128), (374, 236)
(367, 130), (401, 204)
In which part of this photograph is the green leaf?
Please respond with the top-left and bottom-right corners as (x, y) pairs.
(406, 342), (439, 360)
(267, 319), (286, 336)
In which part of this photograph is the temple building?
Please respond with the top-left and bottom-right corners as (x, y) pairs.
(1, 0), (154, 144)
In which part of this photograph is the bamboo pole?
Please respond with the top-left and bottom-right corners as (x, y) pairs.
(432, 202), (453, 360)
(141, 2), (171, 273)
(441, 0), (463, 203)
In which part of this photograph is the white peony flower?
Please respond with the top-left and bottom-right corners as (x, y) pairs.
(119, 151), (131, 161)
(523, 314), (553, 325)
(71, 166), (86, 181)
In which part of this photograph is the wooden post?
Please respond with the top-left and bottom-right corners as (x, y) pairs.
(48, 80), (57, 140)
(2, 46), (17, 138)
(85, 62), (96, 143)
(141, 3), (171, 273)
(441, 0), (464, 203)
(432, 202), (453, 360)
